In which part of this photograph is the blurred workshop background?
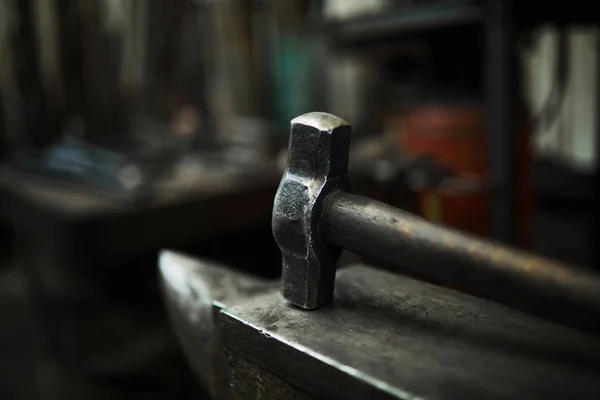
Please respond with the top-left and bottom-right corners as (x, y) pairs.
(0, 0), (598, 399)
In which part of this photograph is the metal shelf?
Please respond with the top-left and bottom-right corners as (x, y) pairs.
(326, 1), (481, 47)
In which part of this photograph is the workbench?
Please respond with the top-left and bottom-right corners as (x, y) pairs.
(0, 167), (279, 398)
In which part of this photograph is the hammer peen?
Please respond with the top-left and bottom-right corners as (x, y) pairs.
(273, 111), (600, 333)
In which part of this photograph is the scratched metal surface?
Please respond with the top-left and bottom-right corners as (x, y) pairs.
(221, 265), (600, 400)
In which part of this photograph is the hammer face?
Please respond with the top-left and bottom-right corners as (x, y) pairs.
(273, 112), (351, 309)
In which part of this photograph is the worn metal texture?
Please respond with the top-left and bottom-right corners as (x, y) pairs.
(320, 191), (600, 333)
(272, 112), (351, 309)
(221, 265), (600, 400)
(159, 250), (276, 397)
(224, 349), (316, 400)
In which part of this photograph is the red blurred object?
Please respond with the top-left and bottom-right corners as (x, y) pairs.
(389, 101), (531, 247)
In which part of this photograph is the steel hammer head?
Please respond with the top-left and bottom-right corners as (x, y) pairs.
(272, 112), (351, 309)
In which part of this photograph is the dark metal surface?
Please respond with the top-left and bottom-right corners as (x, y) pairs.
(594, 34), (600, 271)
(159, 250), (276, 397)
(272, 112), (351, 309)
(321, 191), (600, 333)
(224, 350), (316, 400)
(222, 265), (600, 400)
(484, 0), (518, 243)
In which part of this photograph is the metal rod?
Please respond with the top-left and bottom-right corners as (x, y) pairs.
(484, 0), (517, 244)
(321, 191), (600, 333)
(593, 31), (600, 271)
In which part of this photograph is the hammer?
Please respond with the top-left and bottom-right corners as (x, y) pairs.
(273, 112), (600, 332)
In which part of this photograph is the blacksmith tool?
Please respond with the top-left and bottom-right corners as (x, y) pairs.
(273, 112), (600, 332)
(160, 112), (600, 399)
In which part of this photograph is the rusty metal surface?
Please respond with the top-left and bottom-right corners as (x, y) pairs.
(221, 265), (600, 400)
(272, 112), (351, 309)
(159, 251), (276, 397)
(321, 191), (600, 333)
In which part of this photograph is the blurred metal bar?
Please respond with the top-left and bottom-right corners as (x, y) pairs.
(484, 0), (517, 243)
(594, 31), (600, 271)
